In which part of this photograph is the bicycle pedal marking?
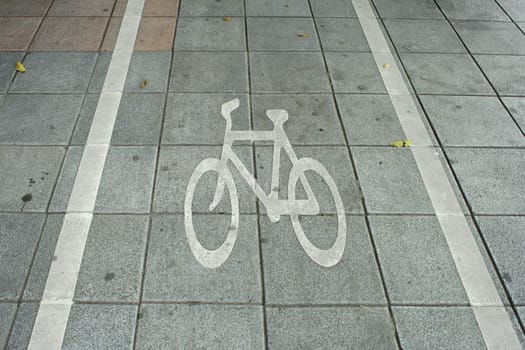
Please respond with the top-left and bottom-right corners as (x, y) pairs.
(184, 99), (347, 269)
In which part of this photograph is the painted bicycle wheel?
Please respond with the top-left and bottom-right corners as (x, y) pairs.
(288, 158), (346, 267)
(184, 158), (239, 268)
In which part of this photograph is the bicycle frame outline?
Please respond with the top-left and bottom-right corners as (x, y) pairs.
(209, 99), (320, 222)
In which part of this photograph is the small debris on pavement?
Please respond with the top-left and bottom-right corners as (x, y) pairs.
(140, 79), (148, 89)
(359, 305), (372, 312)
(391, 139), (412, 147)
(383, 63), (390, 69)
(15, 61), (26, 73)
(223, 17), (232, 22)
(297, 32), (309, 38)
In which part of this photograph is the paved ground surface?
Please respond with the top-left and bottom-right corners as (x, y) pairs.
(1, 0), (525, 348)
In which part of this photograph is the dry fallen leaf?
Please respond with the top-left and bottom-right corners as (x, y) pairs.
(383, 63), (390, 69)
(297, 32), (309, 38)
(15, 61), (26, 73)
(359, 305), (372, 312)
(140, 80), (148, 89)
(223, 16), (232, 22)
(391, 139), (412, 147)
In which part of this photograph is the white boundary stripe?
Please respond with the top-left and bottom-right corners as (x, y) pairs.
(27, 0), (145, 348)
(351, 0), (522, 348)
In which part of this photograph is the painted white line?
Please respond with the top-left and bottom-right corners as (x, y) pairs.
(27, 0), (145, 348)
(40, 214), (93, 301)
(351, 0), (522, 348)
(66, 145), (109, 213)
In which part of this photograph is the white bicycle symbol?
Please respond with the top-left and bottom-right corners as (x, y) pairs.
(184, 99), (346, 268)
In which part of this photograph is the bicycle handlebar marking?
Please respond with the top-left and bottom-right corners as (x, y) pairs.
(184, 99), (347, 268)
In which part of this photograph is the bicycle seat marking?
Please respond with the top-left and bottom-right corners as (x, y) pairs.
(184, 99), (347, 268)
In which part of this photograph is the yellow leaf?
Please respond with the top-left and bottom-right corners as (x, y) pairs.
(223, 16), (232, 22)
(391, 139), (412, 147)
(297, 32), (309, 38)
(15, 61), (26, 73)
(140, 80), (148, 89)
(383, 63), (390, 69)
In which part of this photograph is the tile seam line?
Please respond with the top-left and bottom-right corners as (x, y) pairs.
(26, 0), (145, 349)
(351, 0), (522, 349)
(304, 1), (403, 348)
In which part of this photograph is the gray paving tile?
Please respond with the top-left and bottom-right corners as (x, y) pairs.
(0, 214), (45, 300)
(255, 146), (364, 214)
(513, 314), (525, 346)
(250, 52), (330, 93)
(49, 147), (82, 212)
(326, 52), (386, 93)
(0, 146), (65, 212)
(94, 146), (157, 213)
(476, 55), (525, 96)
(179, 0), (244, 16)
(162, 93), (250, 145)
(5, 303), (38, 350)
(369, 215), (469, 304)
(74, 215), (148, 302)
(393, 307), (486, 349)
(111, 93), (165, 145)
(261, 215), (386, 305)
(435, 147), (474, 215)
(153, 146), (256, 213)
(48, 0), (114, 15)
(62, 304), (137, 350)
(400, 53), (493, 95)
(476, 216), (525, 304)
(70, 94), (99, 145)
(519, 307), (525, 326)
(170, 51), (248, 92)
(374, 0), (443, 19)
(502, 97), (525, 131)
(251, 94), (345, 145)
(446, 148), (525, 215)
(0, 52), (23, 93)
(245, 0), (310, 17)
(10, 52), (96, 93)
(436, 0), (510, 21)
(463, 216), (512, 306)
(518, 22), (525, 32)
(124, 51), (171, 93)
(247, 17), (320, 51)
(0, 0), (52, 16)
(498, 0), (525, 21)
(452, 20), (525, 55)
(175, 17), (246, 51)
(0, 94), (83, 145)
(310, 0), (357, 17)
(317, 18), (369, 52)
(420, 95), (525, 147)
(384, 19), (464, 53)
(0, 303), (17, 347)
(87, 52), (111, 92)
(142, 214), (261, 302)
(351, 147), (434, 214)
(135, 304), (264, 349)
(23, 215), (63, 300)
(266, 307), (397, 349)
(336, 94), (406, 145)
